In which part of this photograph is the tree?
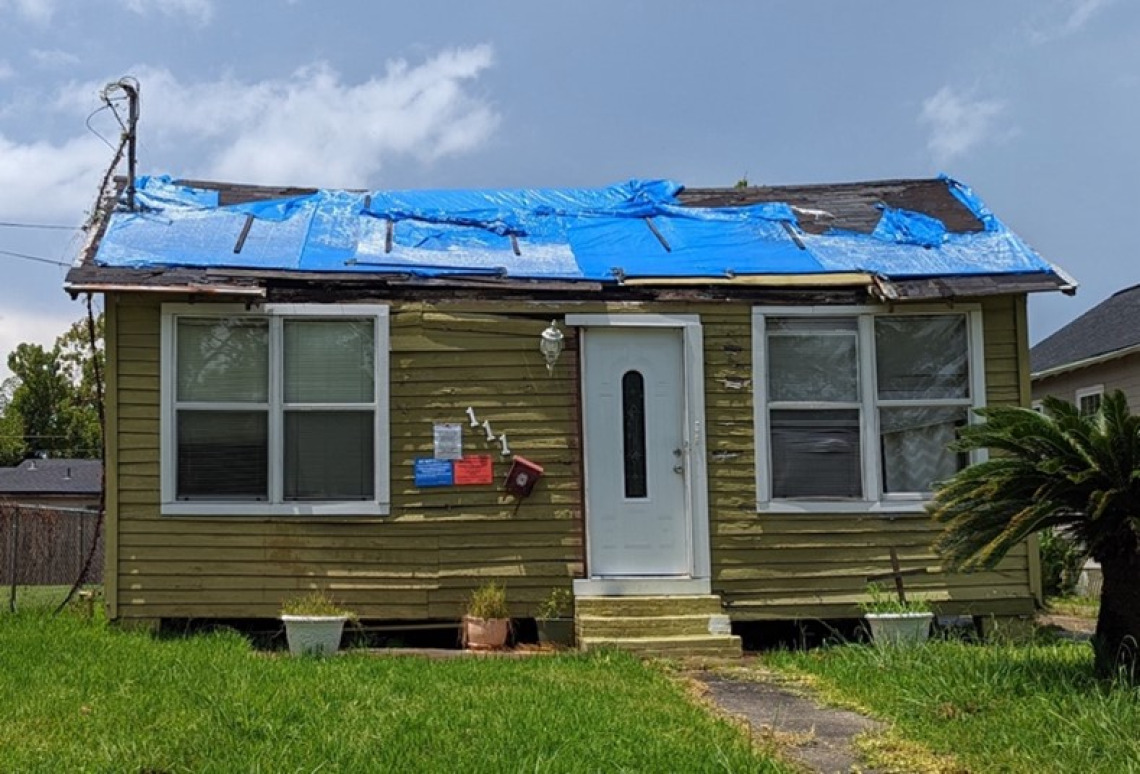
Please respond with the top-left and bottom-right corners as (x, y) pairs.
(0, 314), (103, 462)
(0, 377), (23, 466)
(930, 391), (1140, 679)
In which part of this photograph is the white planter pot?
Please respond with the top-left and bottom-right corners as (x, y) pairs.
(865, 612), (934, 646)
(281, 615), (348, 656)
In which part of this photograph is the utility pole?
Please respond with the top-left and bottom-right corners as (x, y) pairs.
(99, 78), (140, 211)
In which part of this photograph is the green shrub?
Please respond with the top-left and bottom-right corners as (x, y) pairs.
(1038, 529), (1084, 599)
(537, 587), (573, 619)
(280, 589), (353, 618)
(466, 581), (510, 619)
(858, 582), (932, 615)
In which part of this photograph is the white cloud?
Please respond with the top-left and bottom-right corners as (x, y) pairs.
(0, 61), (14, 80)
(31, 49), (80, 69)
(1029, 0), (1115, 44)
(919, 86), (1008, 165)
(121, 0), (213, 26)
(0, 0), (56, 23)
(0, 307), (82, 383)
(0, 43), (497, 308)
(57, 45), (499, 188)
(0, 133), (110, 222)
(0, 46), (498, 380)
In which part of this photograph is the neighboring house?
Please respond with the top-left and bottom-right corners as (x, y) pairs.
(0, 458), (102, 511)
(1031, 283), (1140, 413)
(0, 458), (103, 587)
(1028, 286), (1140, 599)
(64, 174), (1071, 651)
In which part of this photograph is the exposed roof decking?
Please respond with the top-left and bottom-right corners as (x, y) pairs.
(680, 178), (986, 235)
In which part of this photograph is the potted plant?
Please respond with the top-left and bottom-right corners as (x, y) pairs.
(859, 582), (934, 646)
(463, 581), (510, 650)
(535, 587), (575, 648)
(280, 590), (354, 656)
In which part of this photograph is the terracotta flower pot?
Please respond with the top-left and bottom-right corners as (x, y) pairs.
(463, 615), (509, 650)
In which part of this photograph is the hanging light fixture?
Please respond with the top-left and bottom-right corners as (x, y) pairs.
(539, 320), (564, 375)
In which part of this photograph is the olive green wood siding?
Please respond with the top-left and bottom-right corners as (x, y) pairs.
(113, 295), (584, 620)
(711, 294), (1034, 619)
(108, 293), (1035, 621)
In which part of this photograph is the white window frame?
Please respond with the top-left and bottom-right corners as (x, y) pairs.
(1031, 399), (1045, 413)
(160, 303), (390, 517)
(1075, 384), (1104, 417)
(752, 304), (985, 514)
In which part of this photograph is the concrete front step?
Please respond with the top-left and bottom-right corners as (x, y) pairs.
(577, 613), (726, 638)
(575, 595), (727, 618)
(579, 634), (743, 659)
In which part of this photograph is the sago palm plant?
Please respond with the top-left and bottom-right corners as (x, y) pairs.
(930, 391), (1140, 678)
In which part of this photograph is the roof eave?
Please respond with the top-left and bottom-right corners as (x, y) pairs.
(63, 265), (1070, 301)
(1031, 341), (1140, 381)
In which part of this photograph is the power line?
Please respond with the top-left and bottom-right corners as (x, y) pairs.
(0, 221), (80, 231)
(0, 248), (72, 268)
(84, 104), (117, 152)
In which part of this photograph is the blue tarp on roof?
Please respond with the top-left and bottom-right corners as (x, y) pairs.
(92, 175), (1056, 282)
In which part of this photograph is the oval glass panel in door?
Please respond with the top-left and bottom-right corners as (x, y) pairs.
(622, 370), (648, 498)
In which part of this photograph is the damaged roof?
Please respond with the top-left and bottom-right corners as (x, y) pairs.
(65, 175), (1073, 301)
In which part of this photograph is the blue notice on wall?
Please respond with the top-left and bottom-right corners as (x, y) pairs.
(414, 457), (454, 488)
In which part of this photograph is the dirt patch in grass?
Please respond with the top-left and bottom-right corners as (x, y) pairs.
(1038, 613), (1095, 638)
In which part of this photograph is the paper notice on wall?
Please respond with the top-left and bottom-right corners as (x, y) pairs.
(413, 458), (454, 488)
(453, 455), (494, 486)
(433, 423), (463, 460)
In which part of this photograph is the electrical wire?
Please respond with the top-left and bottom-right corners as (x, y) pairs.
(84, 104), (117, 152)
(0, 221), (79, 231)
(105, 97), (128, 133)
(55, 293), (106, 616)
(0, 248), (71, 268)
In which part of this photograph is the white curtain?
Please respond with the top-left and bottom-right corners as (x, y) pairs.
(768, 317), (859, 402)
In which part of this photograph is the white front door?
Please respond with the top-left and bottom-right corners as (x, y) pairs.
(583, 327), (690, 576)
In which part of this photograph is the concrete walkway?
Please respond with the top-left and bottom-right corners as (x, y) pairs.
(694, 672), (883, 774)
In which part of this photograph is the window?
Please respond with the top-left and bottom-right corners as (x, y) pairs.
(1076, 385), (1104, 418)
(753, 307), (983, 511)
(161, 304), (389, 516)
(621, 370), (648, 499)
(1031, 400), (1045, 414)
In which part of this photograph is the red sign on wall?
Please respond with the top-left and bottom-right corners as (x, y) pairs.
(453, 455), (494, 485)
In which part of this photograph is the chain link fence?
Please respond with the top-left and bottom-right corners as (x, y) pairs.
(0, 501), (103, 611)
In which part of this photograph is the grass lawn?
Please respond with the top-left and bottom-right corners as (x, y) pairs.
(765, 638), (1140, 773)
(1047, 595), (1100, 618)
(2, 584), (96, 612)
(0, 611), (789, 773)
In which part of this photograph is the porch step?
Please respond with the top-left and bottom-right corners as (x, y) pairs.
(579, 634), (743, 659)
(575, 595), (727, 618)
(574, 594), (741, 658)
(576, 613), (723, 638)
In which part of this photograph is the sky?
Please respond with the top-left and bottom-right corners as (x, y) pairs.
(0, 0), (1136, 381)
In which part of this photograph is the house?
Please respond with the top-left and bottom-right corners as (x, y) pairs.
(0, 458), (102, 586)
(64, 174), (1071, 652)
(1028, 285), (1140, 599)
(1030, 283), (1140, 413)
(0, 458), (101, 511)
